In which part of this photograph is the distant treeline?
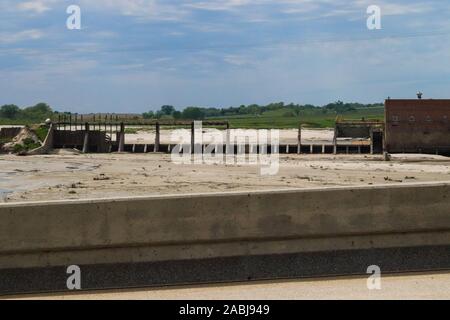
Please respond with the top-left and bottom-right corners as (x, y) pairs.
(0, 101), (384, 124)
(143, 101), (384, 120)
(0, 103), (54, 123)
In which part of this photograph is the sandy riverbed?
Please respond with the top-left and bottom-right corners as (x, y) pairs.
(1, 151), (450, 203)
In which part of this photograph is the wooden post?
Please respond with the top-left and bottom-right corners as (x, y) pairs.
(154, 122), (160, 152)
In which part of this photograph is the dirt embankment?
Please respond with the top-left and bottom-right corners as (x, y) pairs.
(1, 126), (42, 154)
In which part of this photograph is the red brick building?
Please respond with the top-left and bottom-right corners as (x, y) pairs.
(385, 99), (450, 154)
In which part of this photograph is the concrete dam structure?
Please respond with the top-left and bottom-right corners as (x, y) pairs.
(0, 182), (449, 295)
(50, 120), (379, 155)
(49, 98), (450, 157)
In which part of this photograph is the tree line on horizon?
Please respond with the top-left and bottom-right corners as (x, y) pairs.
(0, 101), (383, 123)
(0, 103), (54, 123)
(143, 101), (384, 120)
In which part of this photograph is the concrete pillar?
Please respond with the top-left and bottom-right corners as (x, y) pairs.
(191, 122), (195, 154)
(310, 145), (313, 154)
(257, 143), (264, 156)
(132, 144), (136, 153)
(322, 145), (325, 154)
(346, 146), (349, 154)
(358, 146), (361, 154)
(45, 123), (55, 151)
(82, 123), (90, 153)
(370, 128), (374, 155)
(118, 122), (125, 153)
(333, 127), (337, 155)
(286, 145), (289, 154)
(297, 123), (302, 154)
(272, 144), (278, 154)
(154, 122), (160, 153)
(144, 144), (147, 153)
(226, 123), (231, 155)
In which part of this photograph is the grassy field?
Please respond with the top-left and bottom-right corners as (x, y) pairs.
(0, 119), (36, 125)
(209, 106), (385, 129)
(0, 106), (385, 129)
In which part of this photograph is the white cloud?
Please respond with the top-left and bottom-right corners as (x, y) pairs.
(80, 0), (188, 21)
(353, 0), (432, 16)
(224, 54), (254, 66)
(16, 0), (54, 14)
(280, 0), (434, 20)
(0, 29), (44, 44)
(185, 0), (257, 11)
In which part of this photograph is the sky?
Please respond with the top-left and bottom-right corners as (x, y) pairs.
(0, 0), (450, 113)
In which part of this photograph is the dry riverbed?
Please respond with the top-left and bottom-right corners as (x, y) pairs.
(1, 152), (450, 203)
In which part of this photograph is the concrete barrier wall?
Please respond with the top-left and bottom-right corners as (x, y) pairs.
(53, 130), (109, 152)
(0, 127), (21, 140)
(1, 183), (450, 269)
(27, 124), (54, 155)
(1, 183), (450, 294)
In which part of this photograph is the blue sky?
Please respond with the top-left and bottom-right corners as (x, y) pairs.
(1, 0), (450, 113)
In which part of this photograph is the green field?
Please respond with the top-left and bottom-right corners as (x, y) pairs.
(0, 119), (36, 125)
(209, 106), (385, 129)
(0, 105), (385, 129)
